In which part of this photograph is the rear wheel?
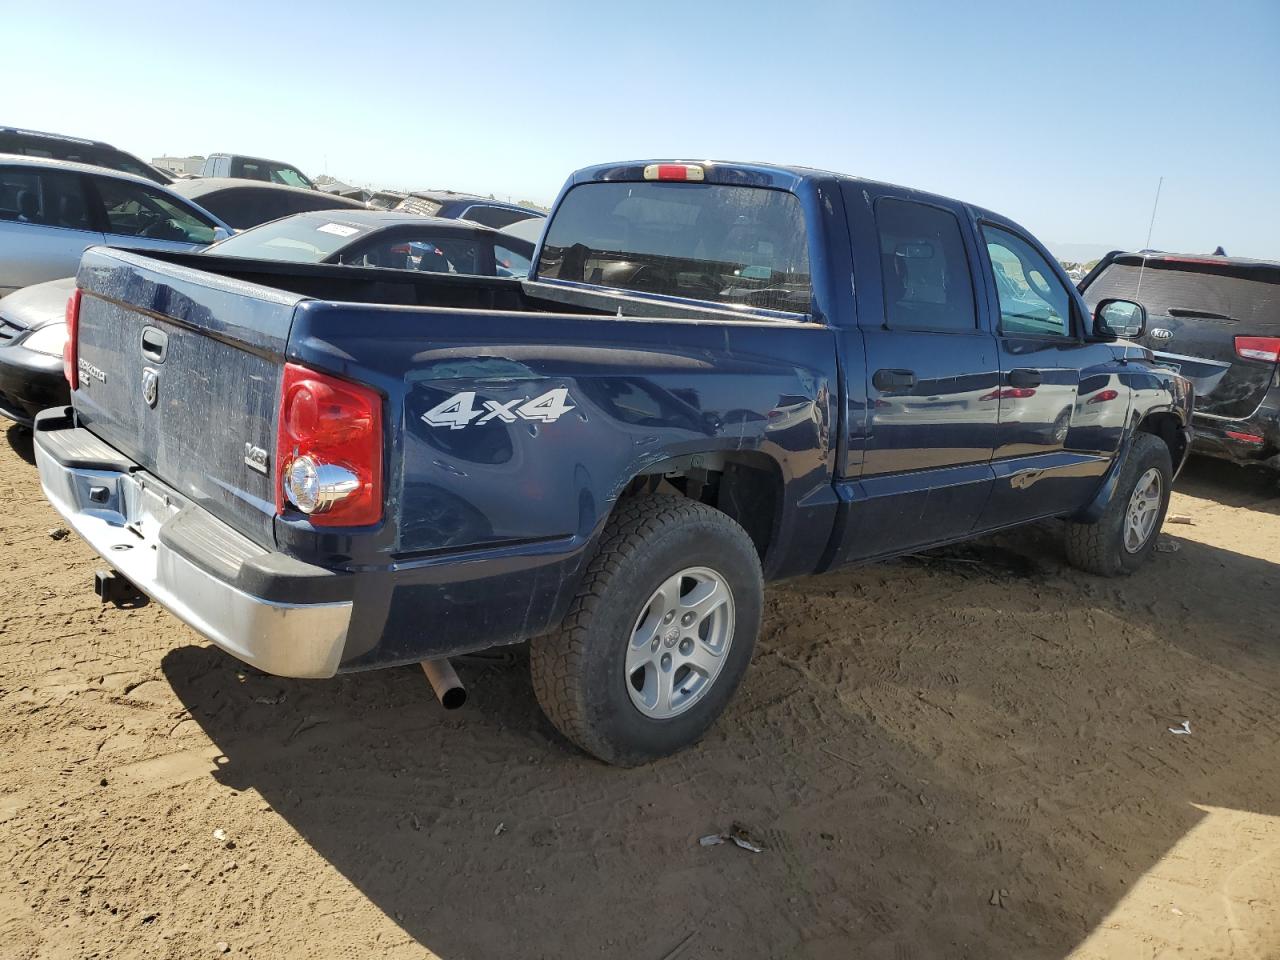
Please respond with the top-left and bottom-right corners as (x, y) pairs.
(1065, 432), (1172, 576)
(530, 495), (763, 765)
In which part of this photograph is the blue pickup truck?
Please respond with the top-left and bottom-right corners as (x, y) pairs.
(34, 160), (1192, 764)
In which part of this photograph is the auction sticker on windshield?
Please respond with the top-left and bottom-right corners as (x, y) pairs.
(317, 223), (360, 238)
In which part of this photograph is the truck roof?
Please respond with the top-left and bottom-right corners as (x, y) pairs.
(570, 159), (1015, 227)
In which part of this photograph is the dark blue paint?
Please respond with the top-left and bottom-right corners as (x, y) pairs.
(69, 160), (1194, 671)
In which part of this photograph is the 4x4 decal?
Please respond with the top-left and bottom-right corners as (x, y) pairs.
(421, 388), (576, 430)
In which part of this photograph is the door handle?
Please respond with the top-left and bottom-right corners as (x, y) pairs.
(1008, 368), (1041, 388)
(140, 326), (168, 364)
(872, 368), (917, 392)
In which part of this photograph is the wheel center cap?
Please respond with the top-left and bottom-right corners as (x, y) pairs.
(664, 627), (680, 646)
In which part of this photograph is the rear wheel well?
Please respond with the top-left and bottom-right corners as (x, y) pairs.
(616, 453), (783, 571)
(1137, 412), (1186, 467)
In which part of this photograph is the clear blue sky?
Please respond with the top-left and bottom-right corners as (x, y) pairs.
(7, 0), (1279, 259)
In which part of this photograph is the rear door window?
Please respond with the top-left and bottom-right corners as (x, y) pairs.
(873, 198), (977, 332)
(231, 159), (270, 182)
(0, 166), (92, 230)
(93, 176), (217, 244)
(536, 181), (812, 314)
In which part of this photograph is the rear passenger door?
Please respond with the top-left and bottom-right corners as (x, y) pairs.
(976, 223), (1124, 526)
(834, 186), (1001, 562)
(0, 165), (103, 294)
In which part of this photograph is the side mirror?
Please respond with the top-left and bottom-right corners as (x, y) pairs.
(1093, 298), (1146, 339)
(211, 226), (233, 243)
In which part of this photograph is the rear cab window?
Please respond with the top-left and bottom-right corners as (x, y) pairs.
(535, 181), (812, 315)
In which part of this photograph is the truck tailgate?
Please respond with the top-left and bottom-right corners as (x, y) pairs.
(72, 247), (302, 547)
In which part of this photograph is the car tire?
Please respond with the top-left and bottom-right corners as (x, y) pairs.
(1051, 408), (1071, 445)
(530, 494), (763, 766)
(1065, 432), (1173, 576)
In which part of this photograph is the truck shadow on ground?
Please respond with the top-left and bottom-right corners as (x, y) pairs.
(1174, 456), (1279, 510)
(5, 423), (35, 465)
(160, 504), (1280, 959)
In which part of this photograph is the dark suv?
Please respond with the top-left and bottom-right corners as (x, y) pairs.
(0, 127), (170, 185)
(395, 190), (545, 229)
(1081, 252), (1280, 469)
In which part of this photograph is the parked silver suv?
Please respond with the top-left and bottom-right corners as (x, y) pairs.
(0, 155), (231, 295)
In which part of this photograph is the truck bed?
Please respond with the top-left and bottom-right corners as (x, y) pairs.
(130, 248), (785, 325)
(61, 244), (840, 669)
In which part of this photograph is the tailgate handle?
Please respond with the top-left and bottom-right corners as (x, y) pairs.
(141, 327), (168, 363)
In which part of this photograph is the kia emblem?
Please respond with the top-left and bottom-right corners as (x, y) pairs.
(1150, 328), (1173, 341)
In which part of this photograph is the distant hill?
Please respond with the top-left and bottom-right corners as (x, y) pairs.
(1046, 241), (1117, 263)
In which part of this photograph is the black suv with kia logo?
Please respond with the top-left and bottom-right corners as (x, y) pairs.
(1081, 251), (1280, 470)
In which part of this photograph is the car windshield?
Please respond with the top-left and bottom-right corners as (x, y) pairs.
(206, 216), (370, 262)
(535, 181), (812, 314)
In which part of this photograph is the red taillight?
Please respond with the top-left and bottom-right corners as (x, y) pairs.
(275, 363), (383, 527)
(1157, 255), (1227, 266)
(1226, 430), (1265, 445)
(1087, 389), (1119, 404)
(642, 163), (705, 182)
(62, 289), (82, 390)
(1235, 336), (1280, 364)
(980, 387), (1036, 401)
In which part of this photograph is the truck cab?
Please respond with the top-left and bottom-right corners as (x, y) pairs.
(199, 153), (315, 190)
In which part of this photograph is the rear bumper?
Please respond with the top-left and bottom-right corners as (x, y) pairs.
(34, 408), (352, 678)
(1191, 388), (1280, 466)
(0, 343), (67, 426)
(34, 408), (597, 676)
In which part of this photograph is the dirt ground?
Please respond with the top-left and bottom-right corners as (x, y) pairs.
(2, 424), (1279, 960)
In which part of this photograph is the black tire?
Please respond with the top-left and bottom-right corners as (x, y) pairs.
(530, 495), (763, 766)
(1051, 408), (1071, 445)
(1065, 433), (1173, 576)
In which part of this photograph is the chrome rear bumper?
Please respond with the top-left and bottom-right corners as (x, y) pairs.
(35, 414), (351, 678)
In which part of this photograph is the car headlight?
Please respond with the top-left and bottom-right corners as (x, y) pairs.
(21, 322), (68, 357)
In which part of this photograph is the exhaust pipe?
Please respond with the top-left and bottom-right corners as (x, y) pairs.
(421, 658), (466, 710)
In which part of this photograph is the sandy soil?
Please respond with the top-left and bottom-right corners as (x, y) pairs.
(2, 422), (1279, 960)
